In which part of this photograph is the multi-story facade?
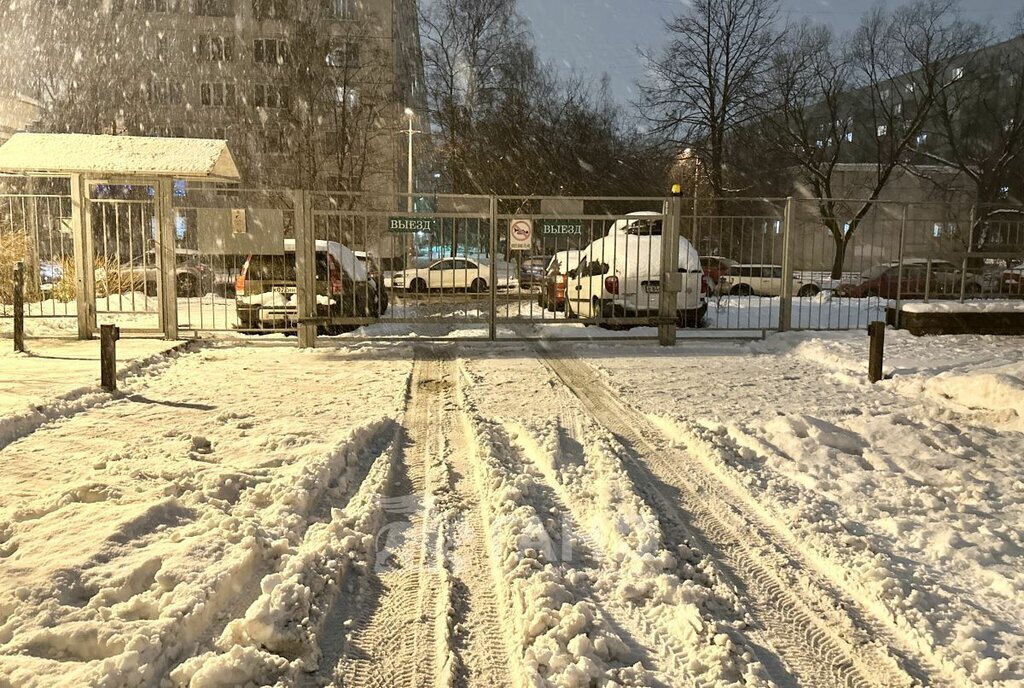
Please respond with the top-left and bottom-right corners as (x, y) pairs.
(1, 0), (426, 194)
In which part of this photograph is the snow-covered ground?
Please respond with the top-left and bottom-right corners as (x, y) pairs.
(589, 331), (1024, 685)
(0, 330), (1021, 687)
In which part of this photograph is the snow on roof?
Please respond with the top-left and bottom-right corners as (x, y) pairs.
(0, 133), (240, 181)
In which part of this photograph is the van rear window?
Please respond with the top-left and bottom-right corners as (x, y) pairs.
(244, 254), (329, 281)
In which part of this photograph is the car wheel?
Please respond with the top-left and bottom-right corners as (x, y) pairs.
(176, 273), (199, 298)
(470, 278), (487, 293)
(730, 284), (753, 296)
(797, 284), (820, 298)
(409, 278), (427, 293)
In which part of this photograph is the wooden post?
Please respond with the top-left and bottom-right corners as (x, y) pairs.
(101, 324), (120, 391)
(13, 261), (25, 353)
(868, 321), (885, 384)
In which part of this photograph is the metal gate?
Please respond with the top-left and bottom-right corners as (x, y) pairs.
(88, 183), (162, 334)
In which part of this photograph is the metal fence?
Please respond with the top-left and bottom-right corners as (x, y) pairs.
(3, 179), (1022, 344)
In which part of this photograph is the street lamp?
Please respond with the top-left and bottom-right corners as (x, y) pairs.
(402, 107), (421, 213)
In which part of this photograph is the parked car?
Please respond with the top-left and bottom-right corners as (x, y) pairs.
(565, 215), (707, 327)
(717, 264), (821, 297)
(519, 255), (553, 288)
(100, 248), (215, 297)
(836, 260), (983, 299)
(39, 260), (64, 292)
(1001, 266), (1024, 294)
(538, 250), (583, 312)
(234, 239), (375, 334)
(354, 250), (389, 316)
(699, 256), (737, 290)
(390, 257), (515, 293)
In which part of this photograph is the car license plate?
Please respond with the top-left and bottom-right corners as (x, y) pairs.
(273, 286), (297, 295)
(644, 283), (660, 294)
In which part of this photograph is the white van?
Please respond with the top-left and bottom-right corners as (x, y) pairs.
(565, 214), (707, 326)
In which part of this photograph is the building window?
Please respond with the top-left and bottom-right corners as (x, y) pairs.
(200, 82), (237, 107)
(326, 42), (360, 69)
(893, 102), (903, 116)
(877, 124), (888, 137)
(904, 82), (915, 94)
(1000, 185), (1011, 199)
(252, 0), (288, 20)
(335, 87), (359, 109)
(147, 79), (183, 104)
(196, 35), (234, 61)
(843, 223), (852, 236)
(194, 0), (233, 17)
(952, 66), (965, 81)
(254, 84), (289, 108)
(254, 38), (289, 65)
(916, 132), (929, 146)
(141, 0), (180, 10)
(932, 222), (957, 239)
(845, 132), (854, 143)
(324, 0), (360, 19)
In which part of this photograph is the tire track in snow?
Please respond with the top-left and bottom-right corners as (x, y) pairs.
(536, 346), (935, 688)
(325, 352), (458, 683)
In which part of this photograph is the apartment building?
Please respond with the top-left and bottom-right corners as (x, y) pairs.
(1, 0), (426, 193)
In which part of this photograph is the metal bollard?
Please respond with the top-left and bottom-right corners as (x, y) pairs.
(868, 321), (885, 384)
(101, 324), (120, 392)
(13, 261), (25, 353)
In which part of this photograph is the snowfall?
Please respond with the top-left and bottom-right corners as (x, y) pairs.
(0, 326), (1021, 688)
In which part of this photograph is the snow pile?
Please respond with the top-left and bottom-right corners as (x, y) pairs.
(918, 364), (1024, 432)
(459, 356), (767, 687)
(901, 299), (1024, 313)
(171, 425), (400, 685)
(0, 345), (413, 687)
(458, 405), (652, 686)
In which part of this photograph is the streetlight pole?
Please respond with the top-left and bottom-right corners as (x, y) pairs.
(402, 107), (421, 213)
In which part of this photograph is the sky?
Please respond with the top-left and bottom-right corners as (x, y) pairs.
(516, 0), (1020, 106)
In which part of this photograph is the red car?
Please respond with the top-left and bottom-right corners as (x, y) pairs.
(538, 250), (583, 312)
(700, 256), (736, 289)
(837, 261), (982, 299)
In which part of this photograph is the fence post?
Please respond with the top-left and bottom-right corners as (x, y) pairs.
(293, 189), (317, 349)
(155, 178), (179, 340)
(658, 191), (683, 347)
(868, 321), (885, 384)
(489, 196), (498, 342)
(70, 174), (95, 340)
(778, 197), (795, 333)
(13, 261), (25, 353)
(100, 324), (120, 391)
(959, 206), (974, 304)
(923, 258), (932, 304)
(893, 204), (908, 329)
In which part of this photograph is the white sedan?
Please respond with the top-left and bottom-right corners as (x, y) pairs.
(389, 257), (516, 293)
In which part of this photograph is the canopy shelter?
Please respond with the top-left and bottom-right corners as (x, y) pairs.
(0, 133), (242, 339)
(0, 133), (240, 182)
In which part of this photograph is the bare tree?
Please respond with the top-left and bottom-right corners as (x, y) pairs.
(639, 0), (782, 199)
(752, 0), (983, 278)
(420, 0), (525, 193)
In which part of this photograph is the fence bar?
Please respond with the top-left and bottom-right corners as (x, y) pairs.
(778, 197), (795, 332)
(156, 179), (179, 340)
(13, 261), (25, 352)
(894, 204), (908, 330)
(70, 174), (95, 340)
(294, 189), (317, 349)
(489, 196), (498, 341)
(659, 193), (683, 347)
